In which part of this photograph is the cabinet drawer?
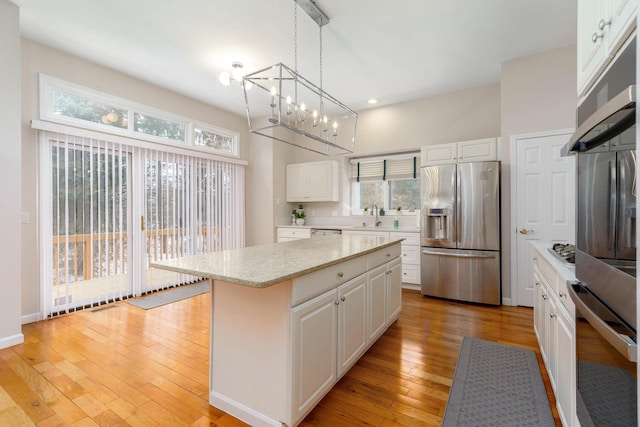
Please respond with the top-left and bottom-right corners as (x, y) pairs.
(401, 263), (420, 284)
(292, 256), (367, 306)
(400, 245), (420, 265)
(390, 232), (420, 246)
(367, 245), (401, 269)
(277, 227), (311, 239)
(534, 252), (559, 294)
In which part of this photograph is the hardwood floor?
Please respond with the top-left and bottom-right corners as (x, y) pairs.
(0, 289), (560, 426)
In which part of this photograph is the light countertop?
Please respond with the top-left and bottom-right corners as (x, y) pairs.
(277, 224), (420, 233)
(151, 234), (404, 288)
(531, 242), (576, 283)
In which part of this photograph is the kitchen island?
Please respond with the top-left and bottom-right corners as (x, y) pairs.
(151, 234), (403, 427)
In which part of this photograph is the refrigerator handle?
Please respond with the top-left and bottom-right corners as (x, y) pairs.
(456, 169), (461, 244)
(609, 160), (617, 251)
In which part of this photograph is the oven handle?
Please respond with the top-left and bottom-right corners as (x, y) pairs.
(567, 284), (637, 362)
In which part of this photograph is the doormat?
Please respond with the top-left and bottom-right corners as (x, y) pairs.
(442, 337), (554, 426)
(127, 282), (210, 310)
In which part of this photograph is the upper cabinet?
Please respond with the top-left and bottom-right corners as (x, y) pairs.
(286, 160), (339, 202)
(420, 138), (498, 166)
(577, 0), (637, 97)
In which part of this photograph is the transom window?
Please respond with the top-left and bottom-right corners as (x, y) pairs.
(41, 74), (239, 157)
(350, 153), (420, 215)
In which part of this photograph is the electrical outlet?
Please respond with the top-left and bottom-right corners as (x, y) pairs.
(21, 212), (30, 224)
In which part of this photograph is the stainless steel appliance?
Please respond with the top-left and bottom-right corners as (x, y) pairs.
(310, 228), (341, 237)
(563, 36), (637, 426)
(420, 161), (501, 304)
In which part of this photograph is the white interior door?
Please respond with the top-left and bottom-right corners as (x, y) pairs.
(512, 130), (575, 307)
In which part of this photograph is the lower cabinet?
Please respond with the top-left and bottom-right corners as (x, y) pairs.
(532, 250), (576, 427)
(292, 255), (401, 424)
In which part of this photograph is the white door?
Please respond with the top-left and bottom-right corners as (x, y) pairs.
(512, 130), (575, 307)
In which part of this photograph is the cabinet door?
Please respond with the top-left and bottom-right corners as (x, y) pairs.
(607, 0), (637, 56)
(367, 264), (387, 343)
(577, 0), (608, 95)
(555, 308), (576, 427)
(306, 161), (336, 201)
(420, 143), (457, 165)
(457, 138), (497, 162)
(337, 274), (368, 378)
(286, 163), (308, 202)
(386, 258), (402, 323)
(547, 293), (558, 393)
(291, 289), (337, 421)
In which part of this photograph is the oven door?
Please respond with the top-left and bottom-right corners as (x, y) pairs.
(568, 283), (637, 426)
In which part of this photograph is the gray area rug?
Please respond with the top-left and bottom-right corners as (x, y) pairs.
(127, 282), (210, 309)
(442, 337), (554, 426)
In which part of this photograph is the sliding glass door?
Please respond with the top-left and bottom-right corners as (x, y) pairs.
(41, 131), (245, 317)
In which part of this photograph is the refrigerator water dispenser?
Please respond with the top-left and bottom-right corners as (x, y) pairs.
(424, 207), (451, 240)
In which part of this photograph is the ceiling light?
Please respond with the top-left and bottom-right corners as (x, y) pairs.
(368, 98), (378, 104)
(219, 62), (252, 90)
(242, 0), (357, 156)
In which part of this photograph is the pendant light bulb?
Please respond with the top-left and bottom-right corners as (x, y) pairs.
(219, 71), (231, 86)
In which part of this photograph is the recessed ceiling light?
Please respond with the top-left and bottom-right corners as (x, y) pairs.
(368, 98), (378, 104)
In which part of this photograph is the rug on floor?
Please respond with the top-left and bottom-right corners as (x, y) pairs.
(127, 281), (210, 309)
(441, 336), (555, 427)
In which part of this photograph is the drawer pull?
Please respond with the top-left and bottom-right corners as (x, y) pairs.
(386, 253), (391, 257)
(559, 291), (566, 298)
(335, 300), (340, 306)
(337, 272), (344, 278)
(550, 313), (557, 319)
(341, 296), (346, 302)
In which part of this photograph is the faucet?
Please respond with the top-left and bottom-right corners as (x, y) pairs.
(373, 204), (381, 227)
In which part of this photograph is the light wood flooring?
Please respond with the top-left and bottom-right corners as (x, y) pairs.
(0, 289), (560, 426)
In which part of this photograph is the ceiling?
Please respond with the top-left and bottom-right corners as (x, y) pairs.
(12, 0), (577, 117)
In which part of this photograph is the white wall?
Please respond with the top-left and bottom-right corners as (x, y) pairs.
(0, 0), (23, 349)
(500, 45), (577, 302)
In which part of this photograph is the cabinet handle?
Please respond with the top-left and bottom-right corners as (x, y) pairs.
(598, 18), (611, 31)
(535, 281), (540, 286)
(550, 313), (557, 319)
(335, 300), (340, 306)
(386, 253), (391, 258)
(559, 291), (566, 298)
(337, 272), (344, 278)
(592, 32), (603, 43)
(542, 294), (547, 300)
(532, 257), (537, 261)
(341, 296), (346, 302)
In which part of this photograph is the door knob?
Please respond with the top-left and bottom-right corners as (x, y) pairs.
(519, 228), (533, 235)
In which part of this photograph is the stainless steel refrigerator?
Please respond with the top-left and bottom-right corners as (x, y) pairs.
(420, 161), (501, 304)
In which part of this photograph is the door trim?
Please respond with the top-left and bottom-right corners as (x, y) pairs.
(509, 128), (574, 306)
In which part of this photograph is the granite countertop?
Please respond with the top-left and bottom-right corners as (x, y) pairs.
(277, 224), (420, 233)
(531, 242), (577, 283)
(151, 235), (404, 288)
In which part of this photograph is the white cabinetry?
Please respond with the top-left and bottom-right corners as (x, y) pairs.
(286, 160), (339, 202)
(420, 138), (498, 166)
(292, 288), (338, 421)
(532, 248), (576, 427)
(344, 229), (420, 286)
(391, 231), (421, 285)
(276, 226), (311, 242)
(577, 0), (637, 96)
(291, 246), (401, 425)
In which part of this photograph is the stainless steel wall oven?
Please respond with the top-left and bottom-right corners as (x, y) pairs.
(563, 37), (637, 426)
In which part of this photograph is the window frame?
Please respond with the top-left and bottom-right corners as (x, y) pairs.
(40, 74), (240, 158)
(351, 178), (420, 216)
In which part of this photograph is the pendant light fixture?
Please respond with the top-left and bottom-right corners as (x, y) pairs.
(242, 0), (357, 156)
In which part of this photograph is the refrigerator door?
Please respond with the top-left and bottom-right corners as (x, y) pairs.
(457, 162), (500, 250)
(577, 152), (616, 259)
(420, 164), (456, 248)
(617, 149), (637, 260)
(420, 248), (500, 305)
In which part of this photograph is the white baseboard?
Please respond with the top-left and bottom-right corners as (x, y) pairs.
(401, 283), (420, 291)
(502, 297), (513, 306)
(22, 312), (44, 325)
(210, 391), (283, 427)
(0, 333), (24, 350)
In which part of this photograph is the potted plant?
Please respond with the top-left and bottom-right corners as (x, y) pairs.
(295, 210), (306, 225)
(379, 208), (385, 216)
(396, 206), (402, 213)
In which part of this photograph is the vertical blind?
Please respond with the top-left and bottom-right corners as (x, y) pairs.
(40, 130), (245, 317)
